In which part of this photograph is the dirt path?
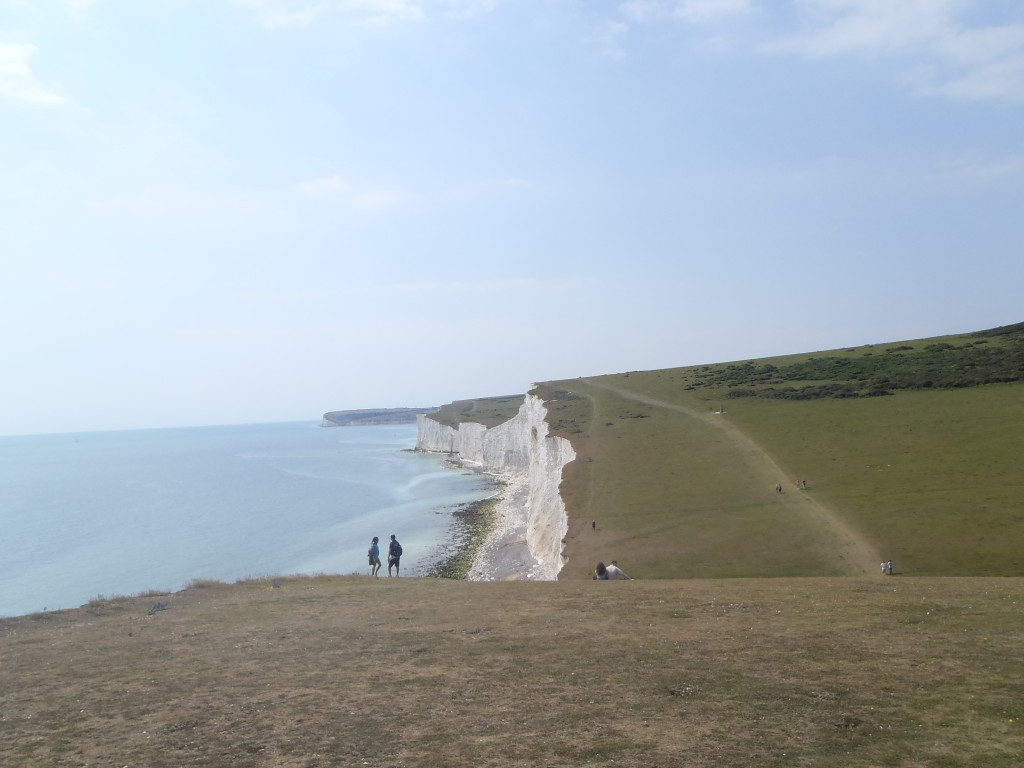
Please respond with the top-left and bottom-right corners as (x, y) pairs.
(583, 379), (877, 575)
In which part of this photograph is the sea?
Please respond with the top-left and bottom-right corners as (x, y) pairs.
(0, 421), (493, 618)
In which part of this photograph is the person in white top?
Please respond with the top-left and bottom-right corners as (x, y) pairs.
(605, 560), (630, 580)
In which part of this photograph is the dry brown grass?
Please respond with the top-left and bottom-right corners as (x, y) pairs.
(3, 575), (1021, 767)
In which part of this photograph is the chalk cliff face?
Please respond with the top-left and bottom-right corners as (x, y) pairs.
(416, 394), (575, 579)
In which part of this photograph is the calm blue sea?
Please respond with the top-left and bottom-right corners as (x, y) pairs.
(0, 421), (491, 618)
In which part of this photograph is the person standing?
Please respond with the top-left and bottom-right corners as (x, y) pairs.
(368, 536), (382, 577)
(388, 534), (403, 577)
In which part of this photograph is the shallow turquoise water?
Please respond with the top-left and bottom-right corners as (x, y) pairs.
(0, 422), (489, 617)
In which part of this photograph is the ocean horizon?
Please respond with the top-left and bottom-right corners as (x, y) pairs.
(0, 421), (493, 618)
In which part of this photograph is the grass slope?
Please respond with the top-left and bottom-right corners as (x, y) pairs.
(427, 394), (526, 429)
(2, 576), (1021, 767)
(536, 323), (1024, 579)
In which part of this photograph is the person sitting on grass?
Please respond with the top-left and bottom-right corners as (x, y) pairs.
(606, 560), (630, 580)
(594, 560), (631, 580)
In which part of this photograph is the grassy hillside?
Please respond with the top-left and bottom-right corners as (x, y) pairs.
(3, 576), (1021, 767)
(428, 394), (526, 429)
(536, 323), (1024, 579)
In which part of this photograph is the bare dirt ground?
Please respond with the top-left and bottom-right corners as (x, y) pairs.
(583, 379), (877, 575)
(2, 576), (1021, 767)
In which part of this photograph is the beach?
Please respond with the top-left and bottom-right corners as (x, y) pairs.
(466, 472), (538, 580)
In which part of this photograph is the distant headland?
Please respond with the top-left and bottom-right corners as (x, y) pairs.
(320, 407), (436, 427)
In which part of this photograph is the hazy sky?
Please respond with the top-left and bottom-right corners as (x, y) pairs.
(2, 0), (1022, 436)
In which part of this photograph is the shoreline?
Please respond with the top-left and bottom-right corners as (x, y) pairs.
(424, 455), (544, 581)
(466, 472), (544, 580)
(423, 478), (502, 579)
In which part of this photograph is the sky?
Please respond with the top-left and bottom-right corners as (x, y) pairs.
(2, 0), (1022, 436)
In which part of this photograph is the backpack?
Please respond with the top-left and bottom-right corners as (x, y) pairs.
(392, 540), (403, 557)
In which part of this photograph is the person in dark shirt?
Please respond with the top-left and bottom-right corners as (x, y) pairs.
(388, 534), (403, 577)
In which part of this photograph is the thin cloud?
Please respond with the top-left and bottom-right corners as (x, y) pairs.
(298, 175), (404, 209)
(0, 43), (68, 106)
(620, 1), (662, 23)
(939, 152), (1024, 184)
(449, 175), (534, 203)
(385, 276), (584, 296)
(673, 0), (753, 23)
(349, 0), (425, 26)
(230, 0), (326, 27)
(440, 0), (499, 20)
(298, 175), (351, 196)
(66, 0), (99, 13)
(263, 4), (327, 28)
(352, 188), (404, 208)
(764, 0), (950, 56)
(620, 0), (753, 24)
(763, 0), (1024, 103)
(598, 20), (630, 60)
(264, 276), (582, 304)
(232, 0), (428, 27)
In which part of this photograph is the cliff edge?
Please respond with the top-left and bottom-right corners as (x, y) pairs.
(416, 394), (575, 580)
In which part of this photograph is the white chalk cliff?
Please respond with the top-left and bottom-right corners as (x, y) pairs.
(416, 394), (576, 580)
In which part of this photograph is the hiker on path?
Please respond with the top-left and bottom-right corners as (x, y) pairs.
(881, 561), (887, 575)
(887, 560), (894, 575)
(606, 560), (631, 580)
(369, 537), (382, 577)
(388, 534), (403, 577)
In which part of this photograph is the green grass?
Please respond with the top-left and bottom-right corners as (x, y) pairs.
(534, 323), (1024, 579)
(710, 387), (1024, 575)
(539, 381), (849, 579)
(427, 394), (526, 428)
(685, 321), (1024, 400)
